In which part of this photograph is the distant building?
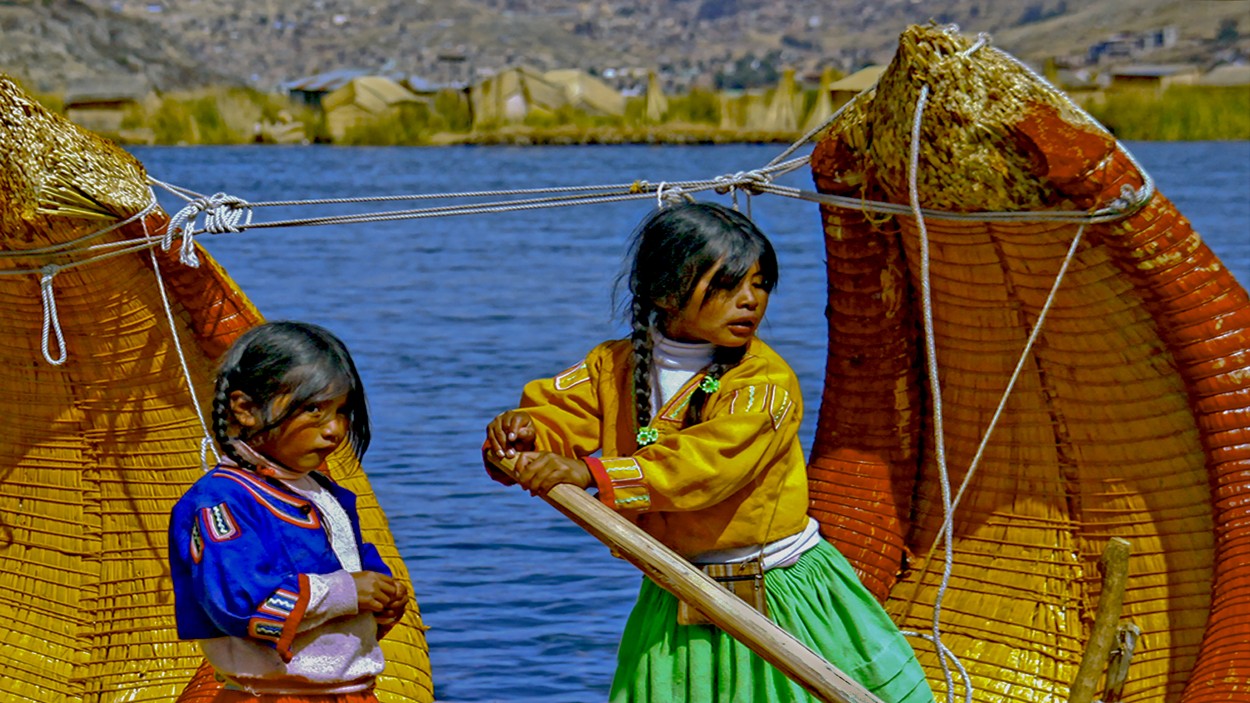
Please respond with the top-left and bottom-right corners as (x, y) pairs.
(1108, 64), (1201, 93)
(761, 68), (801, 132)
(284, 70), (370, 109)
(1089, 34), (1138, 64)
(64, 76), (153, 144)
(403, 74), (468, 96)
(1195, 63), (1250, 87)
(471, 66), (563, 126)
(1145, 27), (1179, 51)
(544, 69), (626, 116)
(469, 66), (624, 127)
(1088, 27), (1179, 64)
(644, 71), (668, 123)
(322, 76), (424, 141)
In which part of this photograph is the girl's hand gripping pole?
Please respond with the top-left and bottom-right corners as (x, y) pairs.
(486, 453), (884, 703)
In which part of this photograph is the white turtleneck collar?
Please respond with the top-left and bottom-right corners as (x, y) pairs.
(650, 330), (715, 415)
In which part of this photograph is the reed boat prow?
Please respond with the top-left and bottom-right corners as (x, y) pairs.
(808, 23), (1248, 702)
(0, 74), (433, 702)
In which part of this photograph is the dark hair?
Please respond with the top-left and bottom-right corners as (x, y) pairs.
(618, 201), (778, 431)
(211, 321), (370, 468)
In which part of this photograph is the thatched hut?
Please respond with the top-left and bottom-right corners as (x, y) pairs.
(63, 76), (154, 144)
(545, 69), (625, 117)
(644, 70), (669, 123)
(762, 68), (802, 133)
(828, 65), (886, 112)
(470, 66), (564, 127)
(322, 76), (424, 141)
(801, 67), (837, 133)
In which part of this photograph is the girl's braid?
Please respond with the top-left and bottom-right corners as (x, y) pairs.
(630, 297), (655, 430)
(684, 346), (747, 426)
(212, 378), (254, 470)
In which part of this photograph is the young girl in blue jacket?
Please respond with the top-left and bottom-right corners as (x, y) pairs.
(169, 321), (406, 701)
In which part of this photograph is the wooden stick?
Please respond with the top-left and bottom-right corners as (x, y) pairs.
(490, 454), (883, 703)
(1069, 537), (1132, 703)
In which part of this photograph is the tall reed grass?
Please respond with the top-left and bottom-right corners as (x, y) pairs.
(145, 88), (317, 144)
(1083, 85), (1250, 141)
(44, 80), (1250, 146)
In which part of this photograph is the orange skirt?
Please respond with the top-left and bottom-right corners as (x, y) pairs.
(177, 660), (379, 703)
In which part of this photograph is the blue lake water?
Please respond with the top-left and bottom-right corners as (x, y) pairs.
(132, 141), (1249, 703)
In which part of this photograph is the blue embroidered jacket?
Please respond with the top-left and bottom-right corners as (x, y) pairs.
(168, 465), (391, 662)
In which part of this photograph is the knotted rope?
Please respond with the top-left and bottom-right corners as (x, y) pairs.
(165, 192), (254, 267)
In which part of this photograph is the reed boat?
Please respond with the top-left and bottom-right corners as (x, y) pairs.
(0, 22), (1246, 703)
(807, 24), (1248, 703)
(0, 78), (432, 701)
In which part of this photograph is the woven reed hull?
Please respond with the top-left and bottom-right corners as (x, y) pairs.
(808, 26), (1249, 703)
(0, 76), (433, 702)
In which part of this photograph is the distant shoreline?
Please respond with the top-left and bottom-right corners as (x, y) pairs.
(33, 81), (1249, 146)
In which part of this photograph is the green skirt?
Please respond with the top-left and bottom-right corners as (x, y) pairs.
(609, 540), (936, 703)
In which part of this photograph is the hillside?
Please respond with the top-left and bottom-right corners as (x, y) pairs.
(2, 0), (1247, 93)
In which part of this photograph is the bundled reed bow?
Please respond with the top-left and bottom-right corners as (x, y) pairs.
(0, 75), (433, 702)
(808, 24), (1248, 703)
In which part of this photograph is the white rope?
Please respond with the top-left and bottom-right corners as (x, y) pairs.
(908, 84), (964, 703)
(901, 630), (972, 699)
(961, 31), (990, 57)
(655, 181), (693, 207)
(38, 264), (67, 366)
(145, 148), (1145, 236)
(902, 67), (1089, 701)
(165, 192), (253, 267)
(150, 177), (665, 207)
(148, 231), (219, 469)
(712, 169), (771, 196)
(752, 179), (1150, 223)
(0, 152), (1150, 283)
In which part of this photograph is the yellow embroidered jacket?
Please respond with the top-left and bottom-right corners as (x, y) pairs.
(516, 336), (809, 558)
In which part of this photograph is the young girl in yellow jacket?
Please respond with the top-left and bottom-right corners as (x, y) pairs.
(485, 201), (934, 703)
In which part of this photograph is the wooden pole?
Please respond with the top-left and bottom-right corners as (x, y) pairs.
(489, 455), (883, 703)
(1069, 537), (1132, 703)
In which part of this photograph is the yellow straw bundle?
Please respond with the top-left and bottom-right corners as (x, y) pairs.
(0, 75), (432, 702)
(809, 24), (1246, 703)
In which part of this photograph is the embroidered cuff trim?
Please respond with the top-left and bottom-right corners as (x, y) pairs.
(247, 574), (312, 663)
(601, 458), (651, 511)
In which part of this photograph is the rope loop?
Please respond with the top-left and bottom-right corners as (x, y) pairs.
(654, 182), (692, 208)
(166, 193), (254, 267)
(1109, 182), (1149, 215)
(961, 32), (991, 57)
(38, 264), (68, 366)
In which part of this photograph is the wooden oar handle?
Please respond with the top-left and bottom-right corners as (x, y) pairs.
(486, 451), (883, 703)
